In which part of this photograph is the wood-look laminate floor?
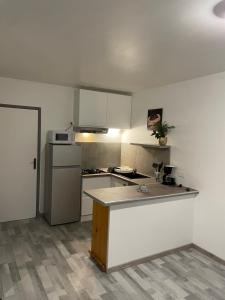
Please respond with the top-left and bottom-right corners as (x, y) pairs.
(1, 218), (225, 300)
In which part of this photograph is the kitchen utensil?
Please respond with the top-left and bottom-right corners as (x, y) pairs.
(152, 162), (164, 182)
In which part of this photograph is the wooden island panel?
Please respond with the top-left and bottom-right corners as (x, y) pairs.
(90, 201), (109, 271)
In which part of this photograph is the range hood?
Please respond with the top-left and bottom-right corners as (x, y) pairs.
(74, 127), (108, 134)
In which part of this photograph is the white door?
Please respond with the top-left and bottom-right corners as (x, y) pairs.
(0, 106), (38, 222)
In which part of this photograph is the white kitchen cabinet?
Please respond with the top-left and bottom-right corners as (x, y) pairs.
(81, 196), (94, 220)
(81, 175), (131, 222)
(78, 89), (108, 127)
(81, 176), (111, 221)
(107, 93), (131, 129)
(74, 89), (131, 129)
(82, 176), (111, 190)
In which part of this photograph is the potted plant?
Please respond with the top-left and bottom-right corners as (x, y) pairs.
(151, 121), (175, 146)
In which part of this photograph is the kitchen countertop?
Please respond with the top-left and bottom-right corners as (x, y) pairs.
(82, 172), (136, 185)
(82, 170), (154, 186)
(84, 183), (199, 207)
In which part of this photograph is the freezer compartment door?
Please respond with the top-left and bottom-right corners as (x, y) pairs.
(52, 144), (81, 167)
(51, 166), (81, 225)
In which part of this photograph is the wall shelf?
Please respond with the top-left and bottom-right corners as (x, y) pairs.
(130, 143), (170, 149)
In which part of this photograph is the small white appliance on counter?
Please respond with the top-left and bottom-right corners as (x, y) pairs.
(44, 143), (81, 225)
(47, 130), (74, 144)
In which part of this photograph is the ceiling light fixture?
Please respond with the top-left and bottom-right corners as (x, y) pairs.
(213, 0), (225, 19)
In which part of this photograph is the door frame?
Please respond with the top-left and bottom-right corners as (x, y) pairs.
(0, 103), (41, 216)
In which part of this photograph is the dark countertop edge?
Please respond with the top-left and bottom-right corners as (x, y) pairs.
(84, 189), (199, 207)
(82, 172), (113, 178)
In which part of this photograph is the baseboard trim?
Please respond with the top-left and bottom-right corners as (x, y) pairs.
(107, 243), (225, 273)
(81, 215), (92, 222)
(107, 243), (193, 273)
(192, 243), (225, 266)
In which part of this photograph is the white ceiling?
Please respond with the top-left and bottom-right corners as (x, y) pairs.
(0, 0), (225, 92)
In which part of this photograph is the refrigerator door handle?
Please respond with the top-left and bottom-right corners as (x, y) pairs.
(33, 158), (37, 170)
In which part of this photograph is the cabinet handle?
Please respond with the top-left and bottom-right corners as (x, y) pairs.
(33, 158), (37, 170)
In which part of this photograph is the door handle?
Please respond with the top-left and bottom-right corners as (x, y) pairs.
(33, 158), (37, 170)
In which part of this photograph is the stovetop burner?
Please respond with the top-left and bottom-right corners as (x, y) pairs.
(82, 168), (105, 175)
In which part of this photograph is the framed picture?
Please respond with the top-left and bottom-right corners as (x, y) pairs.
(147, 108), (163, 130)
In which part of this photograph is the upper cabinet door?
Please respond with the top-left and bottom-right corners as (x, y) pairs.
(79, 89), (107, 127)
(107, 93), (131, 129)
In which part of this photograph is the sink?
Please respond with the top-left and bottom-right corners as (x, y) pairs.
(117, 172), (150, 180)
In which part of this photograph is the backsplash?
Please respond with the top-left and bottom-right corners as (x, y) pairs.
(121, 143), (170, 176)
(80, 142), (121, 168)
(80, 142), (170, 173)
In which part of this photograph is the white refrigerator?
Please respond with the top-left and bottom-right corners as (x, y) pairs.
(44, 144), (81, 225)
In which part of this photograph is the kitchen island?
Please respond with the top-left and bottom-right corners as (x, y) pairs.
(84, 182), (199, 272)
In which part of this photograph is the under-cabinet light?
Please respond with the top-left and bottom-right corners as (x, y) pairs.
(107, 128), (120, 137)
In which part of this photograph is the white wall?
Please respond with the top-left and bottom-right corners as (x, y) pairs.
(0, 77), (74, 212)
(122, 71), (225, 260)
(108, 197), (194, 269)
